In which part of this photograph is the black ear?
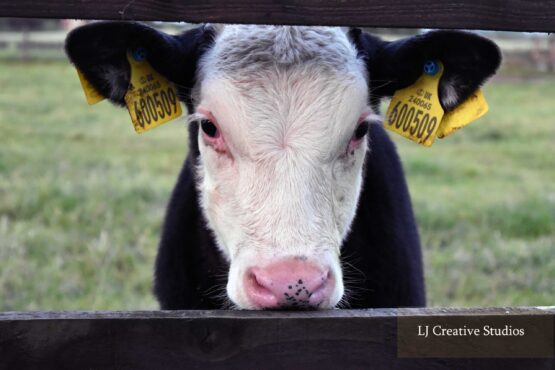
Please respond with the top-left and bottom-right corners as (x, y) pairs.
(65, 22), (214, 108)
(350, 29), (501, 111)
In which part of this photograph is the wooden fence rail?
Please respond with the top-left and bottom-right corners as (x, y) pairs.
(1, 307), (554, 369)
(1, 0), (555, 32)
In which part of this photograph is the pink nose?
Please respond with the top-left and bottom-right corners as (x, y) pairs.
(244, 259), (332, 309)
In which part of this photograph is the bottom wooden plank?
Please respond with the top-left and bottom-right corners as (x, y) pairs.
(0, 308), (553, 370)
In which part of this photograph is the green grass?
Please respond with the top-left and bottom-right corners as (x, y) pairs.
(1, 62), (554, 310)
(0, 62), (187, 310)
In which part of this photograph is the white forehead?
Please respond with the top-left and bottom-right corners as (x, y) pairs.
(196, 25), (369, 161)
(203, 25), (361, 73)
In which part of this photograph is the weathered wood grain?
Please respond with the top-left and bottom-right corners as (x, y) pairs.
(0, 308), (553, 369)
(0, 306), (553, 320)
(1, 0), (555, 32)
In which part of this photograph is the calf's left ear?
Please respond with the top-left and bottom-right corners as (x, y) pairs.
(350, 29), (502, 111)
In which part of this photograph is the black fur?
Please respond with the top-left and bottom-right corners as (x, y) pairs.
(65, 23), (501, 309)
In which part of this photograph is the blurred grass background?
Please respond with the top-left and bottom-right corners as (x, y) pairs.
(1, 55), (554, 310)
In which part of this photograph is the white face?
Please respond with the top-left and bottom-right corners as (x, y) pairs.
(192, 26), (374, 309)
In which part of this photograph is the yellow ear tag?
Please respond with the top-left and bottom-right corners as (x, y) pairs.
(124, 49), (183, 134)
(76, 68), (105, 105)
(436, 89), (489, 138)
(385, 61), (445, 147)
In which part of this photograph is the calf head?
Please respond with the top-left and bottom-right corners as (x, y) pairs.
(66, 23), (500, 309)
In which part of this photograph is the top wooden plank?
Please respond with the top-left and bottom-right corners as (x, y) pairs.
(1, 0), (555, 32)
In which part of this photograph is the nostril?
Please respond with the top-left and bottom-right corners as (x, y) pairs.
(308, 270), (332, 306)
(249, 271), (269, 291)
(245, 269), (279, 308)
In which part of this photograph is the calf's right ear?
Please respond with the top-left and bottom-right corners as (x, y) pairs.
(65, 22), (215, 107)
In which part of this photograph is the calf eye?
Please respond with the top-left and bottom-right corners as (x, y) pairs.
(354, 121), (369, 140)
(201, 119), (218, 137)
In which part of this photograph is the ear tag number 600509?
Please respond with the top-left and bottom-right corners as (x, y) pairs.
(123, 48), (183, 134)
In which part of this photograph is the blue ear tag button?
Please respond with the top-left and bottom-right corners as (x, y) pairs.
(132, 48), (147, 62)
(423, 60), (439, 76)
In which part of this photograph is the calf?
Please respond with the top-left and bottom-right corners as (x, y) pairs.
(66, 23), (500, 310)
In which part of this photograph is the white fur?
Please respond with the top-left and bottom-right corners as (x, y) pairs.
(99, 65), (129, 101)
(193, 25), (372, 309)
(440, 76), (460, 110)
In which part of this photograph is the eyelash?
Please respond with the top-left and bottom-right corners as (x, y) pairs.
(353, 120), (369, 140)
(197, 116), (229, 155)
(346, 119), (370, 155)
(200, 119), (218, 138)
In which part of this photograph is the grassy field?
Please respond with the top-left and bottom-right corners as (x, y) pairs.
(0, 62), (554, 310)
